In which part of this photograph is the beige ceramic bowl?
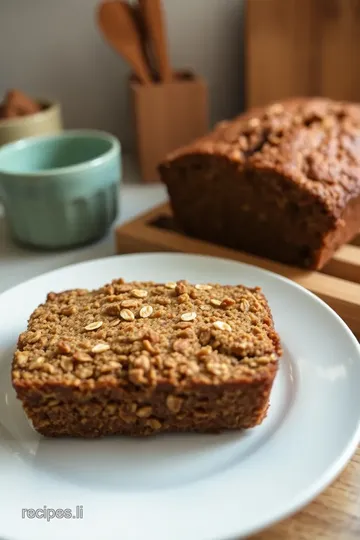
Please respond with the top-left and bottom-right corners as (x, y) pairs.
(0, 99), (63, 146)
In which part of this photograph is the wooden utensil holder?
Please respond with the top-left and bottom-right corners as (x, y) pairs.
(130, 70), (209, 183)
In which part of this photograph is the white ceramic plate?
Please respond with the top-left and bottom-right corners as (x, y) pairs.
(0, 253), (360, 540)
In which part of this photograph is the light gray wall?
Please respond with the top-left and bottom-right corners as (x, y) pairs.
(0, 0), (244, 152)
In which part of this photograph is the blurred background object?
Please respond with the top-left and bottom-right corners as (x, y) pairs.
(130, 70), (208, 182)
(0, 0), (244, 154)
(245, 0), (360, 107)
(97, 0), (152, 84)
(2, 1), (359, 156)
(0, 89), (42, 119)
(0, 89), (63, 146)
(137, 0), (173, 83)
(0, 130), (121, 249)
(97, 0), (209, 182)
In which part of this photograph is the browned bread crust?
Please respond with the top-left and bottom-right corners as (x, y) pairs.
(159, 97), (360, 269)
(11, 278), (281, 438)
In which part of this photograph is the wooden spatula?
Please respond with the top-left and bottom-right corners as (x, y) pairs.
(138, 0), (173, 83)
(97, 0), (151, 84)
(130, 3), (158, 81)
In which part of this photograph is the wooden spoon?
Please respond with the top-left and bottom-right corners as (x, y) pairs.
(130, 3), (158, 80)
(138, 0), (173, 82)
(97, 0), (151, 84)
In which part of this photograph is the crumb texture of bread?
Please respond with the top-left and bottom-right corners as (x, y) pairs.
(159, 97), (360, 269)
(12, 279), (281, 437)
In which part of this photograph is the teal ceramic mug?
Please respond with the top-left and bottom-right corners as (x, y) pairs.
(0, 130), (121, 249)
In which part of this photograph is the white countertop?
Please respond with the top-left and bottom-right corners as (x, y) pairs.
(0, 158), (167, 294)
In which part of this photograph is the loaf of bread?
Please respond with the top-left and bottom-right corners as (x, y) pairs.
(11, 278), (281, 438)
(159, 98), (360, 269)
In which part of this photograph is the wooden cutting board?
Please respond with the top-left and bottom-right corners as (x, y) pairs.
(245, 0), (360, 108)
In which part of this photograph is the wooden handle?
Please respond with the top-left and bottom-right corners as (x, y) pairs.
(97, 1), (152, 84)
(120, 1), (152, 84)
(138, 0), (173, 82)
(130, 3), (157, 80)
(351, 0), (360, 18)
(317, 0), (340, 19)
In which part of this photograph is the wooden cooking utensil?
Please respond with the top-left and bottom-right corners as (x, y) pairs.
(130, 3), (158, 81)
(97, 0), (151, 84)
(138, 0), (173, 82)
